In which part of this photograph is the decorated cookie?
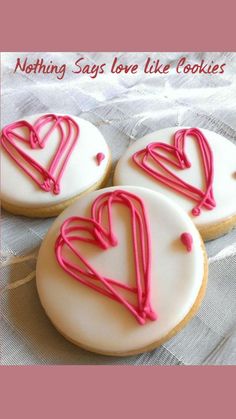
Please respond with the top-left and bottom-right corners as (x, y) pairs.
(1, 113), (111, 217)
(36, 186), (207, 356)
(114, 127), (236, 241)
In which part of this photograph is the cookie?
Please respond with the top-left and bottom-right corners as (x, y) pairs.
(114, 127), (236, 241)
(36, 186), (207, 356)
(1, 113), (111, 217)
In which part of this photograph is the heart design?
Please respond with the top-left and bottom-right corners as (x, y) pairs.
(132, 128), (216, 216)
(0, 114), (79, 194)
(55, 189), (157, 325)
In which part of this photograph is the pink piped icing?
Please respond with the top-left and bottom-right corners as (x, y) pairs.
(0, 114), (79, 194)
(180, 232), (193, 252)
(96, 152), (105, 166)
(132, 128), (216, 216)
(55, 189), (158, 325)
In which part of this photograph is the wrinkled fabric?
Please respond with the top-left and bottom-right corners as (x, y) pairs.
(1, 52), (236, 365)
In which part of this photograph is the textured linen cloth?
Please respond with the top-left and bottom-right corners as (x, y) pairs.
(1, 52), (236, 365)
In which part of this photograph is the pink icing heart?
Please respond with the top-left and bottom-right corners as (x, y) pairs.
(55, 189), (158, 325)
(0, 114), (79, 194)
(132, 128), (216, 216)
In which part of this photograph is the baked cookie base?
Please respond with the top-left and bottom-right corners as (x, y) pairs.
(1, 156), (112, 218)
(40, 238), (208, 357)
(199, 213), (236, 241)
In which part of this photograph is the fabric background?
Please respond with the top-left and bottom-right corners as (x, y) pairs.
(1, 52), (236, 365)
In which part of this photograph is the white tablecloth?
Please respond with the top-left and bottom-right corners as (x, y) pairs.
(1, 52), (236, 365)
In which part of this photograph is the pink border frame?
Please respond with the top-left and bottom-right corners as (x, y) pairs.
(0, 2), (235, 51)
(1, 1), (236, 414)
(1, 366), (235, 417)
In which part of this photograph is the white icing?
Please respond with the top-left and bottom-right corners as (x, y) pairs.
(36, 186), (205, 354)
(114, 127), (236, 228)
(1, 114), (110, 208)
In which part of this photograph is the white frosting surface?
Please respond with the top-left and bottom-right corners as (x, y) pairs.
(1, 114), (110, 208)
(114, 127), (236, 228)
(36, 186), (205, 354)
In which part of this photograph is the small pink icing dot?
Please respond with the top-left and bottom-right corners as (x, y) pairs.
(96, 152), (105, 166)
(41, 180), (51, 192)
(180, 232), (193, 252)
(138, 317), (146, 326)
(54, 184), (60, 194)
(145, 309), (158, 321)
(192, 207), (201, 216)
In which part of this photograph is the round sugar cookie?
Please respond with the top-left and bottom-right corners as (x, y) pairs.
(36, 186), (207, 356)
(114, 127), (236, 241)
(1, 113), (111, 217)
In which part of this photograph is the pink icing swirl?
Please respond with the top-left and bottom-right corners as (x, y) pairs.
(55, 189), (158, 325)
(0, 114), (79, 194)
(132, 128), (216, 216)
